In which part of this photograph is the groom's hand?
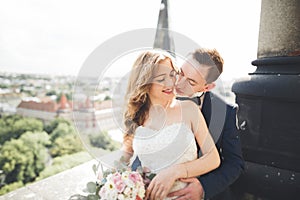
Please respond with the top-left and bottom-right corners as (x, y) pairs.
(167, 178), (204, 200)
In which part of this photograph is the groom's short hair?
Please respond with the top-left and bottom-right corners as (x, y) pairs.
(189, 48), (224, 83)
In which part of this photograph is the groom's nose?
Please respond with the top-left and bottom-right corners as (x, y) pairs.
(175, 74), (185, 88)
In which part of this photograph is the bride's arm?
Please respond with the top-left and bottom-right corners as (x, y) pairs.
(146, 102), (220, 200)
(172, 101), (220, 178)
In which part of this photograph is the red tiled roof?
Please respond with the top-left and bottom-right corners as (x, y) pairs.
(17, 94), (74, 112)
(58, 94), (71, 110)
(17, 100), (58, 112)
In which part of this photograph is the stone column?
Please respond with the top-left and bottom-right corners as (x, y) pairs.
(258, 0), (300, 57)
(232, 0), (300, 199)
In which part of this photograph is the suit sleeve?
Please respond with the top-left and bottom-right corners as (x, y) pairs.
(198, 106), (245, 199)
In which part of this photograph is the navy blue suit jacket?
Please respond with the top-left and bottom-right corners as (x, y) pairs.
(199, 92), (244, 199)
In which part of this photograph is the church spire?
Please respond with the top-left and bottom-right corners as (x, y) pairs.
(153, 0), (175, 57)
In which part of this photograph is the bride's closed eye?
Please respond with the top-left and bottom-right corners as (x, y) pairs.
(156, 77), (165, 83)
(153, 74), (166, 83)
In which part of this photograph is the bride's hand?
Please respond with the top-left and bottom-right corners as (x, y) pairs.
(145, 166), (179, 200)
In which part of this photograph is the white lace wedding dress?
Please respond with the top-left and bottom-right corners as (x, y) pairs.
(132, 123), (198, 200)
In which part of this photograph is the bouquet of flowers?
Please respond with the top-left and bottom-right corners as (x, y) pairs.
(80, 157), (155, 200)
(98, 170), (145, 200)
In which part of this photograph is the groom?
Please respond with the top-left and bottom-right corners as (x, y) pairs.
(169, 48), (245, 200)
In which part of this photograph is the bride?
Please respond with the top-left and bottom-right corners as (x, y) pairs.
(122, 50), (220, 200)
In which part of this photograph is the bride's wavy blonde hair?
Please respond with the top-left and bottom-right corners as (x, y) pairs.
(123, 50), (177, 136)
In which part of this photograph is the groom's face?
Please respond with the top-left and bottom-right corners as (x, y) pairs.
(175, 61), (208, 97)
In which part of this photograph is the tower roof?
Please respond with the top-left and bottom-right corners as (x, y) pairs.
(58, 94), (70, 110)
(153, 0), (175, 57)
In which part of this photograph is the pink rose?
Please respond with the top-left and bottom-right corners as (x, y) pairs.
(129, 172), (142, 184)
(112, 173), (125, 192)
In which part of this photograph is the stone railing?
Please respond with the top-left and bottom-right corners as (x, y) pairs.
(0, 160), (99, 200)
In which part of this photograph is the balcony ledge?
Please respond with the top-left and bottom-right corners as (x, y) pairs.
(0, 160), (98, 200)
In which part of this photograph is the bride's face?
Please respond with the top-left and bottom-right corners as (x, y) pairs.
(148, 58), (177, 105)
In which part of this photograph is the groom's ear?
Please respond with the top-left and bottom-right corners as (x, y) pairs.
(204, 82), (216, 92)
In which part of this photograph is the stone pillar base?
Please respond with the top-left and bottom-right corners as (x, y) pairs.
(232, 56), (300, 199)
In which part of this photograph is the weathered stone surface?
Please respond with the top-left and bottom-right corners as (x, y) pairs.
(258, 0), (300, 57)
(0, 160), (99, 200)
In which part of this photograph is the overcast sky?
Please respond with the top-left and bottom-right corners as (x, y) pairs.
(0, 0), (261, 80)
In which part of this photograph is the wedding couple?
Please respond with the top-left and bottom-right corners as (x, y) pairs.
(121, 48), (244, 200)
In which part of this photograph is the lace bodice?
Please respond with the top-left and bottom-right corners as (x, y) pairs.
(132, 123), (197, 199)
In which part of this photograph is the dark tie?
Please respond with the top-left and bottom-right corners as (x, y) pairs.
(177, 96), (201, 106)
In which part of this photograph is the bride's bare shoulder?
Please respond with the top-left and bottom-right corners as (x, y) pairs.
(176, 100), (202, 132)
(176, 100), (200, 115)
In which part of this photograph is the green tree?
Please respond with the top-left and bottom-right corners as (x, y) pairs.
(48, 121), (84, 157)
(0, 181), (23, 195)
(50, 134), (84, 157)
(0, 131), (50, 184)
(0, 115), (43, 144)
(0, 115), (23, 144)
(0, 84), (8, 89)
(89, 131), (120, 151)
(49, 122), (74, 142)
(104, 95), (111, 100)
(36, 151), (92, 181)
(44, 117), (71, 134)
(12, 117), (43, 138)
(45, 90), (57, 96)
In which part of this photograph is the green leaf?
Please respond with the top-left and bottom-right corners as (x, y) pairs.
(147, 173), (156, 180)
(86, 182), (96, 193)
(87, 194), (99, 200)
(92, 164), (97, 175)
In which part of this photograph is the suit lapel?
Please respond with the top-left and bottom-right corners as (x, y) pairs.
(201, 92), (212, 127)
(202, 92), (227, 144)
